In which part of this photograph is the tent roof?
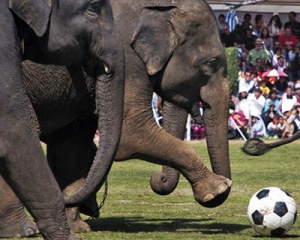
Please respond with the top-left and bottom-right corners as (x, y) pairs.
(207, 1), (300, 13)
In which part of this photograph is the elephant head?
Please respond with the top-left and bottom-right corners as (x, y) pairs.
(8, 0), (124, 212)
(131, 1), (231, 207)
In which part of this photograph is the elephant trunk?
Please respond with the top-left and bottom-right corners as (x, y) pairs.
(199, 68), (231, 207)
(65, 56), (124, 206)
(150, 101), (188, 195)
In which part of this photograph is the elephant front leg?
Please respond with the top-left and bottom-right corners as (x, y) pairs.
(46, 118), (99, 233)
(0, 175), (38, 238)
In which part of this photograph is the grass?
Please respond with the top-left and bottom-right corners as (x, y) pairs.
(6, 140), (300, 239)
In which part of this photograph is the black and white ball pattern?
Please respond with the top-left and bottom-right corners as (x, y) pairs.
(247, 187), (297, 236)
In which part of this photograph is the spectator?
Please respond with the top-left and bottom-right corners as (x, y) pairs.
(240, 27), (257, 60)
(261, 27), (273, 52)
(276, 56), (288, 73)
(259, 79), (270, 98)
(235, 90), (251, 120)
(235, 13), (253, 42)
(294, 82), (300, 103)
(268, 12), (283, 41)
(253, 14), (266, 38)
(246, 38), (269, 67)
(218, 14), (227, 34)
(279, 86), (297, 115)
(267, 115), (282, 139)
(263, 89), (280, 112)
(229, 110), (249, 139)
(278, 26), (298, 53)
(250, 113), (268, 138)
(289, 44), (300, 81)
(284, 11), (300, 41)
(281, 107), (298, 138)
(238, 69), (255, 94)
(247, 87), (266, 116)
(274, 76), (289, 97)
(262, 102), (278, 126)
(272, 47), (286, 68)
(250, 58), (264, 78)
(221, 23), (238, 47)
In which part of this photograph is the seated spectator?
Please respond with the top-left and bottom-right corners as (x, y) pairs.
(261, 27), (273, 52)
(284, 11), (300, 41)
(281, 108), (297, 138)
(274, 76), (289, 97)
(240, 27), (257, 60)
(229, 110), (249, 139)
(268, 12), (283, 41)
(235, 90), (251, 120)
(276, 56), (288, 72)
(272, 47), (286, 68)
(262, 102), (278, 126)
(294, 82), (300, 103)
(235, 13), (253, 42)
(289, 44), (300, 81)
(247, 87), (266, 115)
(259, 79), (270, 98)
(238, 69), (255, 94)
(250, 58), (264, 78)
(267, 115), (282, 139)
(250, 113), (268, 138)
(246, 38), (269, 67)
(218, 14), (227, 34)
(253, 14), (266, 38)
(263, 89), (280, 112)
(279, 86), (297, 116)
(221, 23), (238, 47)
(278, 26), (298, 54)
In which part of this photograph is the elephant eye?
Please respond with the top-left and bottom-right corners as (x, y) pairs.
(202, 57), (219, 75)
(85, 0), (103, 17)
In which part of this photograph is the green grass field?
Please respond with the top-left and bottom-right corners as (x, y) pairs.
(7, 140), (300, 239)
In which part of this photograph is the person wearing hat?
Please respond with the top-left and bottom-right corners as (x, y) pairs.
(268, 12), (283, 41)
(294, 82), (300, 103)
(246, 38), (269, 67)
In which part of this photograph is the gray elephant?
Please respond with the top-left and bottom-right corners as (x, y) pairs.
(0, 0), (232, 237)
(0, 0), (124, 239)
(65, 0), (232, 209)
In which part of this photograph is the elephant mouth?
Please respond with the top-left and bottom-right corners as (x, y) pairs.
(190, 101), (203, 125)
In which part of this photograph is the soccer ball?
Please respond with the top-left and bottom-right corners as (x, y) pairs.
(247, 187), (297, 236)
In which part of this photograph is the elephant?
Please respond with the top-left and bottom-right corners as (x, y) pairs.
(0, 0), (232, 237)
(242, 132), (300, 156)
(0, 0), (124, 239)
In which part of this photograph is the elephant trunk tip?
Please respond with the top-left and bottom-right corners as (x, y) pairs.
(150, 172), (179, 195)
(242, 138), (269, 156)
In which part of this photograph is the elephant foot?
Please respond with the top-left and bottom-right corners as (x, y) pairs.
(0, 210), (38, 238)
(192, 172), (232, 208)
(66, 206), (91, 233)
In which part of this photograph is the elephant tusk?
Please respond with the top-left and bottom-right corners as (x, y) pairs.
(104, 63), (109, 74)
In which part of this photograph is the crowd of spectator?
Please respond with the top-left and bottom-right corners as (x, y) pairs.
(222, 11), (300, 139)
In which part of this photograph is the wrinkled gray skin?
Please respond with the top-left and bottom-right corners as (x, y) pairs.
(0, 0), (124, 239)
(0, 0), (232, 237)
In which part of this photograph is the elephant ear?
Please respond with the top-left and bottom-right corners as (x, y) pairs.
(9, 0), (52, 37)
(131, 6), (179, 76)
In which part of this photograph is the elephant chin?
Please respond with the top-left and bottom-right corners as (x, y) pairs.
(197, 188), (231, 208)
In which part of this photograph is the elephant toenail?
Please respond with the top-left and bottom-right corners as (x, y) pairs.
(25, 228), (35, 236)
(203, 193), (214, 202)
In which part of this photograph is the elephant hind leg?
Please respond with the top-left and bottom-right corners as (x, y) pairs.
(0, 175), (38, 238)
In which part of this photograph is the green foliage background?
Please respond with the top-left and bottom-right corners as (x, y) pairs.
(225, 47), (238, 95)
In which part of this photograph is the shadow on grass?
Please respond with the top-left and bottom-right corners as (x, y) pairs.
(87, 217), (249, 234)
